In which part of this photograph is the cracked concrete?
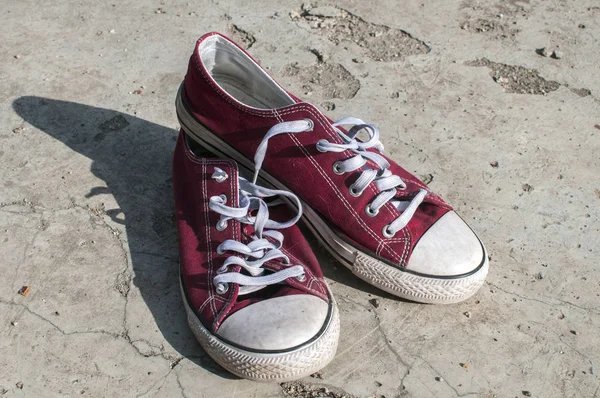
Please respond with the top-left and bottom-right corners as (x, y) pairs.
(1, 0), (599, 397)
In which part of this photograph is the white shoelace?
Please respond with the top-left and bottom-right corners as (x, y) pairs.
(210, 177), (305, 295)
(253, 117), (427, 238)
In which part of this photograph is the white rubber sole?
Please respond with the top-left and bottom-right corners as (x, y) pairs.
(180, 279), (340, 381)
(176, 86), (489, 304)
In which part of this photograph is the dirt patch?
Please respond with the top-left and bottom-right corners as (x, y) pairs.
(98, 115), (129, 132)
(466, 58), (560, 95)
(228, 24), (256, 49)
(152, 210), (175, 237)
(280, 381), (357, 398)
(461, 0), (530, 18)
(282, 61), (360, 99)
(290, 4), (429, 61)
(459, 18), (519, 38)
(570, 87), (592, 97)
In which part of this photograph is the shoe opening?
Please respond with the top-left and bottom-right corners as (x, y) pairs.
(198, 35), (295, 109)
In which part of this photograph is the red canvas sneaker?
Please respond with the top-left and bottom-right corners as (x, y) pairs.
(176, 32), (489, 304)
(173, 131), (339, 381)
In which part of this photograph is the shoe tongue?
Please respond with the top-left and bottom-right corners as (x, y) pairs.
(227, 278), (311, 315)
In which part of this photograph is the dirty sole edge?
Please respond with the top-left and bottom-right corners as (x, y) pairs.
(176, 86), (488, 304)
(179, 277), (340, 382)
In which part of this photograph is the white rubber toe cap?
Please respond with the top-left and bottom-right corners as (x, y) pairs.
(407, 211), (485, 277)
(216, 294), (329, 351)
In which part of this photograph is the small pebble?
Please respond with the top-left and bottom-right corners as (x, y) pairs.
(552, 50), (563, 59)
(11, 321), (18, 326)
(522, 391), (532, 397)
(490, 160), (499, 168)
(16, 382), (23, 389)
(539, 47), (552, 57)
(109, 29), (115, 34)
(464, 311), (472, 318)
(578, 24), (585, 29)
(18, 286), (31, 296)
(570, 330), (578, 335)
(369, 298), (380, 308)
(522, 183), (534, 192)
(435, 376), (443, 382)
(14, 55), (22, 59)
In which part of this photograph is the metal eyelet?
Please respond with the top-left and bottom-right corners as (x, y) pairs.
(215, 283), (229, 294)
(295, 273), (307, 282)
(382, 225), (396, 238)
(349, 185), (362, 197)
(332, 161), (344, 175)
(216, 220), (228, 231)
(216, 265), (227, 274)
(218, 194), (227, 202)
(316, 139), (328, 153)
(365, 205), (379, 217)
(304, 118), (314, 131)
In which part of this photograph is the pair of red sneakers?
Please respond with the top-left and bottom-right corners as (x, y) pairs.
(173, 32), (488, 381)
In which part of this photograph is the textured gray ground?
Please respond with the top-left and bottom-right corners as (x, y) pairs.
(1, 1), (599, 397)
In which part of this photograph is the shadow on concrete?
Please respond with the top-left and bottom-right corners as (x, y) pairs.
(12, 96), (399, 377)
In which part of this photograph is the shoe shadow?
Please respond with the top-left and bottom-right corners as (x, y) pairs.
(12, 96), (237, 379)
(12, 96), (402, 378)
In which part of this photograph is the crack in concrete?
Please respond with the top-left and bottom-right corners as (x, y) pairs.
(135, 367), (174, 398)
(0, 299), (180, 365)
(333, 295), (417, 392)
(549, 330), (599, 380)
(175, 368), (192, 398)
(486, 281), (600, 315)
(415, 355), (482, 397)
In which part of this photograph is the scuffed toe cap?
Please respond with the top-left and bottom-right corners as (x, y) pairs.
(407, 211), (485, 277)
(216, 295), (329, 351)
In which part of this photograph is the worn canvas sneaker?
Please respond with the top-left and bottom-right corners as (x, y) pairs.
(176, 32), (489, 304)
(173, 131), (339, 381)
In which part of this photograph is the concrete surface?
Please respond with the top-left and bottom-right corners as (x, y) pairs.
(1, 0), (599, 397)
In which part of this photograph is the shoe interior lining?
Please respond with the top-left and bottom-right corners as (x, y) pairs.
(199, 36), (294, 109)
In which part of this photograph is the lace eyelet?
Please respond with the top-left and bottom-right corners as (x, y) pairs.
(216, 265), (228, 274)
(216, 220), (228, 231)
(218, 194), (227, 202)
(382, 225), (395, 238)
(349, 185), (362, 197)
(216, 245), (225, 255)
(332, 161), (344, 175)
(316, 139), (328, 153)
(304, 118), (314, 131)
(365, 205), (379, 217)
(216, 283), (229, 294)
(295, 273), (307, 282)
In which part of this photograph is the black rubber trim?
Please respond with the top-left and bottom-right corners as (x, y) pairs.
(180, 272), (335, 355)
